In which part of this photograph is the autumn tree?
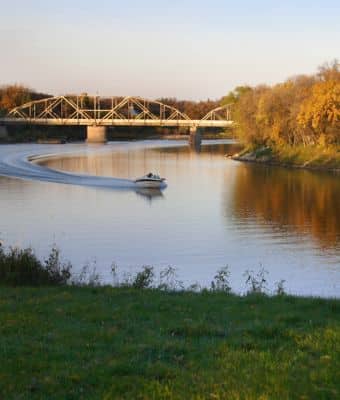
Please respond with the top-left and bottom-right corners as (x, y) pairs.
(0, 85), (31, 115)
(229, 61), (339, 147)
(297, 64), (340, 144)
(0, 85), (50, 116)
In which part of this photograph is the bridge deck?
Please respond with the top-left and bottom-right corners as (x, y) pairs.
(0, 118), (233, 128)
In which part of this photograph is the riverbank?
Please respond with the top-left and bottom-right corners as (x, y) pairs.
(232, 145), (340, 172)
(0, 286), (339, 399)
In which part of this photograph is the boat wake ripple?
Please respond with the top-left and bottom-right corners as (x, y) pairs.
(0, 145), (144, 190)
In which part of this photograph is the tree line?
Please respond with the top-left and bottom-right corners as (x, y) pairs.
(0, 85), (50, 117)
(223, 61), (339, 147)
(156, 98), (220, 119)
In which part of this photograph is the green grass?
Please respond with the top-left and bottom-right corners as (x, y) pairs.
(0, 287), (339, 399)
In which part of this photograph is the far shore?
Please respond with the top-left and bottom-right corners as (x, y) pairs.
(231, 145), (340, 173)
(0, 131), (235, 144)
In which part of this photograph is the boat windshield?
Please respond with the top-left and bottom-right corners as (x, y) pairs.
(145, 173), (160, 179)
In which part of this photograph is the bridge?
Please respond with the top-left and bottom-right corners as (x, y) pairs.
(0, 95), (233, 143)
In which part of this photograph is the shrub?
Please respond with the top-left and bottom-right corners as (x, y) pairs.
(132, 266), (155, 289)
(244, 267), (268, 294)
(44, 247), (72, 285)
(158, 266), (184, 291)
(0, 246), (71, 286)
(211, 266), (231, 293)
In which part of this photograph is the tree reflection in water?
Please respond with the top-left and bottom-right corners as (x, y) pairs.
(228, 163), (340, 248)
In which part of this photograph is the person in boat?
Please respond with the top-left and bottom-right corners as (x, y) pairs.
(147, 172), (153, 178)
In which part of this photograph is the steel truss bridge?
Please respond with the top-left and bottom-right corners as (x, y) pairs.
(0, 95), (233, 142)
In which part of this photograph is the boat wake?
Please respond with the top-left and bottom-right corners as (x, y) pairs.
(0, 144), (141, 190)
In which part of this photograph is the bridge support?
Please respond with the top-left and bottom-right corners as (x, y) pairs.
(189, 126), (202, 147)
(0, 126), (9, 140)
(86, 126), (107, 143)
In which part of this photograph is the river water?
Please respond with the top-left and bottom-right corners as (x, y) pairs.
(0, 140), (339, 296)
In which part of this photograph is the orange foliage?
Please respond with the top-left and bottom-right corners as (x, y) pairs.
(0, 85), (50, 116)
(230, 61), (339, 146)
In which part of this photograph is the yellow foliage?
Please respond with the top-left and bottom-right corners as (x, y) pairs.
(232, 61), (340, 146)
(298, 80), (340, 130)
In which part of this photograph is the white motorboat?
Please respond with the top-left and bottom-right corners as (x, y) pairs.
(134, 172), (167, 189)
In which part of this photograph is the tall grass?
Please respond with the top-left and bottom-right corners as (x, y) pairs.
(0, 244), (287, 295)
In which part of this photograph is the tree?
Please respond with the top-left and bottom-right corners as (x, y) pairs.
(227, 62), (340, 147)
(0, 85), (50, 116)
(0, 85), (32, 115)
(298, 79), (340, 144)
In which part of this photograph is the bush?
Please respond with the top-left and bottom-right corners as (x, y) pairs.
(0, 245), (71, 286)
(132, 266), (155, 289)
(211, 266), (231, 293)
(244, 267), (268, 294)
(158, 266), (184, 291)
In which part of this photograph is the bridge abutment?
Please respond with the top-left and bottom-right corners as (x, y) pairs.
(86, 126), (107, 143)
(0, 126), (9, 140)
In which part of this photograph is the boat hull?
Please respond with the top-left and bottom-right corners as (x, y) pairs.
(135, 180), (167, 189)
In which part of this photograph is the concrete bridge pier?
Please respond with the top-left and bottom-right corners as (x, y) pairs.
(0, 126), (9, 140)
(86, 126), (107, 143)
(189, 126), (202, 147)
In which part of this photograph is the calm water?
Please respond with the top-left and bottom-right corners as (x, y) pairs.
(0, 140), (339, 296)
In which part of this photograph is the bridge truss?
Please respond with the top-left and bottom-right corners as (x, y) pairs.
(201, 105), (232, 121)
(5, 96), (233, 128)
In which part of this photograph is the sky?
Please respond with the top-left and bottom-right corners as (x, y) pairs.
(0, 0), (339, 100)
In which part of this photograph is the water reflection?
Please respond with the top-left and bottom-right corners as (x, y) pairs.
(228, 164), (340, 248)
(189, 139), (202, 153)
(39, 142), (242, 177)
(135, 188), (164, 203)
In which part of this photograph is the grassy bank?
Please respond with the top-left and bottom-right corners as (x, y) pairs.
(1, 247), (339, 398)
(0, 286), (339, 399)
(233, 145), (340, 172)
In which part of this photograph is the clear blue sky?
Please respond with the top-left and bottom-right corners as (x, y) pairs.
(1, 0), (339, 99)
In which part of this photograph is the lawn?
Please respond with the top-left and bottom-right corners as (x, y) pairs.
(0, 287), (339, 399)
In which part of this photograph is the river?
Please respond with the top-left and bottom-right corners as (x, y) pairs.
(0, 139), (339, 296)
